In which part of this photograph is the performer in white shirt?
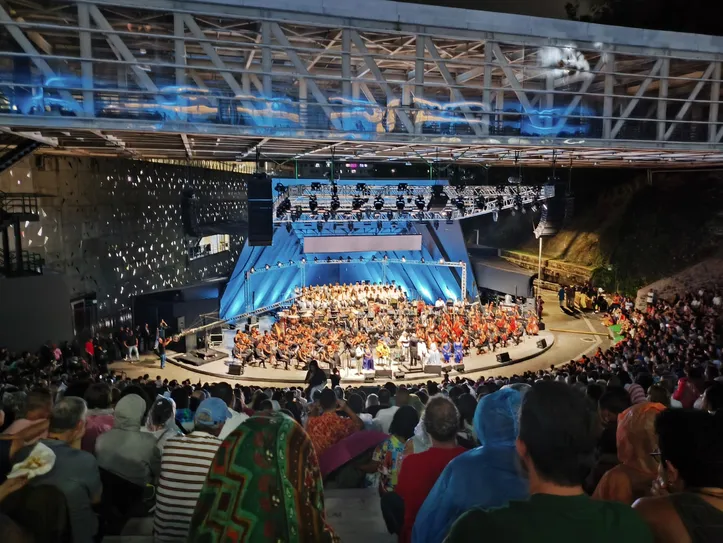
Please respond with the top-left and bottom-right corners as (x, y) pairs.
(427, 341), (441, 365)
(417, 339), (428, 365)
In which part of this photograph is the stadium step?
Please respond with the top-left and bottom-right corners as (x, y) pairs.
(325, 488), (395, 543)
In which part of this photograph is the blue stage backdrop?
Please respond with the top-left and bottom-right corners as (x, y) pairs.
(220, 213), (476, 319)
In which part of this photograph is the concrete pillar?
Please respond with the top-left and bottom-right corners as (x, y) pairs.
(13, 219), (22, 273)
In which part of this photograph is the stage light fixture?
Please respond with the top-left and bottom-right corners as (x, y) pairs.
(377, 220), (383, 231)
(415, 195), (426, 211)
(330, 196), (341, 212)
(398, 183), (409, 192)
(439, 258), (445, 264)
(374, 196), (384, 211)
(314, 257), (319, 262)
(455, 197), (465, 211)
(444, 210), (453, 221)
(309, 195), (318, 213)
(396, 196), (405, 211)
(496, 196), (504, 210)
(265, 264), (271, 270)
(310, 182), (322, 191)
(386, 211), (394, 221)
(291, 205), (302, 221)
(401, 256), (406, 262)
(348, 221), (354, 231)
(289, 260), (294, 265)
(372, 256), (377, 261)
(356, 183), (368, 193)
(355, 211), (363, 221)
(326, 257), (331, 263)
(347, 256), (352, 262)
(301, 257), (307, 263)
(421, 257), (425, 263)
(317, 222), (324, 232)
(322, 211), (331, 222)
(277, 261), (283, 267)
(285, 223), (292, 233)
(433, 220), (440, 230)
(475, 196), (485, 210)
(274, 182), (287, 193)
(249, 267), (255, 273)
(493, 210), (499, 222)
(359, 256), (364, 262)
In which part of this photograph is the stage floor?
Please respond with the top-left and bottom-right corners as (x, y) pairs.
(167, 330), (555, 385)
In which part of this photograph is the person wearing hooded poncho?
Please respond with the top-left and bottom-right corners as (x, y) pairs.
(412, 387), (529, 543)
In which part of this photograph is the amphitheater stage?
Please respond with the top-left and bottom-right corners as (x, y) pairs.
(167, 330), (555, 385)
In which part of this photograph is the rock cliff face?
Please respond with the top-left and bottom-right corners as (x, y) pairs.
(464, 170), (723, 294)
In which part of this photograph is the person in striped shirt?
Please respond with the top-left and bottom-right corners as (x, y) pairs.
(153, 397), (230, 542)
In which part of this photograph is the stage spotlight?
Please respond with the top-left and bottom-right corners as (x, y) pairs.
(347, 256), (352, 263)
(376, 220), (383, 231)
(289, 260), (294, 265)
(444, 210), (453, 221)
(249, 267), (255, 273)
(285, 223), (292, 233)
(330, 196), (341, 212)
(474, 196), (485, 210)
(355, 211), (363, 221)
(265, 264), (271, 270)
(401, 256), (406, 262)
(301, 257), (307, 263)
(348, 221), (354, 231)
(291, 205), (302, 221)
(455, 197), (465, 212)
(496, 195), (504, 210)
(374, 196), (384, 211)
(309, 195), (318, 213)
(317, 222), (324, 232)
(396, 196), (405, 211)
(356, 183), (368, 193)
(326, 257), (331, 263)
(386, 211), (394, 221)
(322, 211), (331, 222)
(310, 182), (322, 191)
(493, 210), (499, 222)
(439, 258), (445, 264)
(433, 220), (440, 230)
(314, 256), (319, 262)
(372, 256), (377, 261)
(383, 254), (389, 261)
(421, 257), (425, 263)
(352, 197), (363, 210)
(277, 261), (283, 267)
(397, 183), (409, 192)
(274, 182), (287, 193)
(359, 256), (364, 262)
(415, 195), (426, 211)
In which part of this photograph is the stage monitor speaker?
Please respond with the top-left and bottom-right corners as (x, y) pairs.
(496, 352), (511, 363)
(424, 364), (442, 376)
(227, 364), (244, 376)
(536, 339), (548, 349)
(454, 364), (465, 373)
(364, 374), (375, 383)
(248, 173), (273, 246)
(427, 185), (449, 211)
(393, 371), (405, 380)
(539, 321), (546, 331)
(375, 368), (393, 378)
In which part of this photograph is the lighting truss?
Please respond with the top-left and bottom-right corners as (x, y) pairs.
(274, 184), (553, 223)
(244, 257), (467, 309)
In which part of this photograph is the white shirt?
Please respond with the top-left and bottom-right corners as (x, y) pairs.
(374, 406), (399, 434)
(219, 409), (250, 440)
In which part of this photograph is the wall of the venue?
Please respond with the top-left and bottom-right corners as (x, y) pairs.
(0, 156), (247, 322)
(0, 274), (73, 351)
(220, 221), (477, 319)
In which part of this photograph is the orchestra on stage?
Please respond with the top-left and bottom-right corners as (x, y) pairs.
(230, 282), (540, 374)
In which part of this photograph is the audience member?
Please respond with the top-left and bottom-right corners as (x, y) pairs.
(188, 412), (339, 542)
(445, 381), (653, 542)
(14, 397), (102, 543)
(374, 388), (399, 433)
(2, 388), (52, 439)
(395, 396), (466, 543)
(81, 382), (114, 453)
(213, 383), (249, 440)
(371, 405), (418, 495)
(633, 409), (723, 542)
(95, 393), (160, 487)
(413, 388), (528, 543)
(594, 402), (666, 504)
(306, 388), (364, 455)
(144, 396), (182, 452)
(153, 397), (229, 542)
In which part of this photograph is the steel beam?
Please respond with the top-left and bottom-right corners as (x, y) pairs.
(603, 54), (615, 140)
(664, 62), (715, 141)
(490, 43), (533, 113)
(341, 29), (351, 98)
(173, 13), (186, 87)
(426, 37), (484, 137)
(709, 62), (721, 143)
(610, 59), (663, 139)
(554, 56), (605, 133)
(261, 22), (272, 96)
(77, 3), (94, 117)
(657, 59), (669, 141)
(350, 31), (414, 133)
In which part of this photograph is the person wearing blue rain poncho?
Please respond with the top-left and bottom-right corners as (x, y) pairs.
(411, 387), (529, 543)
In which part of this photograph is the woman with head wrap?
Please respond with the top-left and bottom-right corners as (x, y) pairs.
(187, 412), (339, 542)
(412, 388), (529, 543)
(593, 402), (667, 504)
(143, 396), (181, 453)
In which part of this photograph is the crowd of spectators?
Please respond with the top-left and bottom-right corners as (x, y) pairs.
(0, 286), (721, 542)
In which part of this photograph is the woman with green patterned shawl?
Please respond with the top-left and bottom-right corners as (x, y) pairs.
(188, 411), (340, 543)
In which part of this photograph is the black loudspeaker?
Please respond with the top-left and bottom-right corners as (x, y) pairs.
(375, 369), (393, 378)
(248, 173), (273, 246)
(393, 371), (405, 380)
(539, 321), (546, 331)
(227, 364), (244, 376)
(496, 352), (511, 363)
(427, 185), (449, 211)
(424, 364), (442, 376)
(536, 339), (548, 349)
(454, 364), (465, 373)
(364, 374), (375, 383)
